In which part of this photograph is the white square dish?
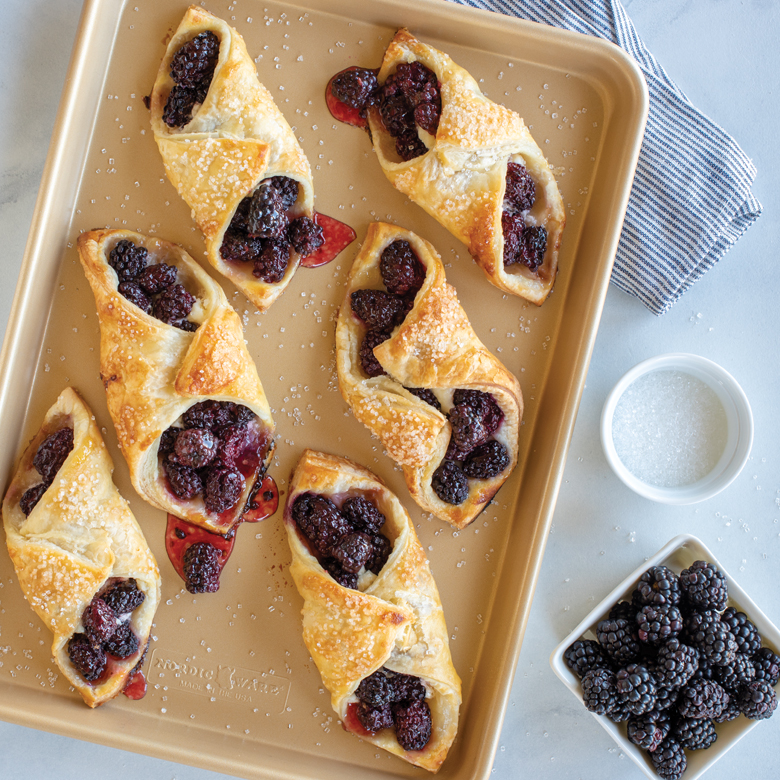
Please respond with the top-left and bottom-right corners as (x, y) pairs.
(549, 534), (780, 780)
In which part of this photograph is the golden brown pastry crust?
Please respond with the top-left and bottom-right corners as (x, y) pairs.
(2, 388), (161, 708)
(367, 28), (565, 305)
(150, 5), (314, 310)
(77, 228), (274, 535)
(284, 449), (461, 773)
(336, 222), (523, 529)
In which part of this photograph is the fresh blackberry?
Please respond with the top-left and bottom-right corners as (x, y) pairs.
(679, 560), (728, 611)
(431, 461), (469, 505)
(331, 67), (379, 110)
(393, 699), (432, 751)
(104, 622), (139, 659)
(153, 283), (195, 324)
(33, 427), (74, 483)
(446, 402), (492, 460)
(252, 239), (290, 283)
(173, 428), (218, 469)
(67, 633), (107, 682)
(19, 483), (47, 515)
(653, 639), (698, 690)
(118, 281), (153, 314)
(635, 565), (682, 607)
(714, 652), (755, 692)
(677, 678), (730, 720)
(720, 606), (762, 656)
(462, 440), (510, 479)
(366, 534), (392, 575)
(752, 647), (780, 686)
(323, 559), (358, 590)
(682, 609), (721, 648)
(674, 716), (717, 750)
(204, 465), (244, 513)
(712, 698), (741, 723)
(136, 262), (178, 295)
(650, 737), (687, 780)
(341, 496), (386, 535)
(452, 390), (503, 434)
(291, 493), (352, 557)
(627, 711), (670, 751)
(165, 461), (202, 500)
(102, 579), (145, 615)
(246, 183), (288, 238)
(82, 598), (117, 644)
(581, 668), (618, 716)
(596, 618), (640, 665)
(636, 604), (683, 645)
(356, 668), (393, 706)
(380, 240), (426, 296)
(607, 696), (633, 723)
(350, 289), (405, 330)
(564, 640), (611, 678)
(108, 240), (148, 281)
(182, 542), (221, 593)
(699, 622), (738, 667)
(287, 216), (323, 257)
(738, 679), (778, 720)
(691, 655), (716, 682)
(609, 601), (637, 623)
(355, 701), (393, 733)
(405, 387), (441, 411)
(169, 31), (219, 90)
(267, 176), (299, 209)
(654, 685), (680, 712)
(359, 328), (390, 377)
(616, 663), (657, 715)
(331, 531), (373, 574)
(503, 162), (536, 213)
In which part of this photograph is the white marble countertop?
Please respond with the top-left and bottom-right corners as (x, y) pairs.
(1, 0), (778, 778)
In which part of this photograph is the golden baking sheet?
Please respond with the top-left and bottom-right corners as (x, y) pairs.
(0, 1), (647, 778)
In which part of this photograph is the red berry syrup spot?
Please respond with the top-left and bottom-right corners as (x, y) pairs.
(344, 701), (373, 737)
(242, 474), (279, 523)
(165, 513), (237, 589)
(301, 213), (356, 268)
(123, 669), (147, 700)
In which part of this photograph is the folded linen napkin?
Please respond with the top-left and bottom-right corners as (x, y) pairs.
(447, 0), (762, 315)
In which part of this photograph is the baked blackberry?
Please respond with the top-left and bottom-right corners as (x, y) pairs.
(104, 622), (139, 659)
(564, 639), (611, 679)
(323, 559), (358, 590)
(720, 607), (762, 656)
(67, 633), (107, 682)
(108, 239), (148, 281)
(102, 579), (145, 615)
(609, 601), (637, 623)
(252, 239), (290, 283)
(431, 461), (469, 505)
(19, 483), (47, 516)
(287, 216), (323, 257)
(635, 565), (682, 607)
(82, 598), (118, 644)
(650, 736), (687, 780)
(359, 328), (390, 377)
(331, 67), (379, 111)
(752, 647), (780, 686)
(616, 663), (658, 715)
(246, 183), (288, 239)
(380, 239), (426, 296)
(581, 668), (618, 716)
(673, 716), (717, 750)
(452, 390), (503, 433)
(350, 289), (405, 330)
(153, 283), (195, 324)
(341, 496), (386, 535)
(183, 542), (221, 593)
(596, 618), (640, 665)
(366, 534), (392, 575)
(169, 31), (219, 90)
(737, 679), (778, 720)
(356, 668), (394, 706)
(627, 710), (670, 751)
(503, 162), (536, 213)
(677, 678), (730, 720)
(165, 461), (202, 500)
(393, 673), (427, 702)
(393, 699), (432, 751)
(267, 176), (299, 210)
(405, 387), (441, 411)
(204, 465), (244, 513)
(291, 492), (351, 557)
(698, 622), (738, 667)
(653, 638), (698, 690)
(182, 400), (235, 431)
(462, 440), (510, 479)
(331, 531), (373, 574)
(137, 262), (178, 295)
(636, 604), (683, 645)
(173, 428), (218, 469)
(679, 560), (728, 611)
(355, 701), (394, 733)
(509, 224), (547, 272)
(118, 281), (152, 313)
(714, 652), (756, 692)
(34, 428), (74, 483)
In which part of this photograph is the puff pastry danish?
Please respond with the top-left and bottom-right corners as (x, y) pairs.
(329, 29), (565, 305)
(336, 222), (523, 529)
(150, 5), (322, 310)
(2, 387), (161, 707)
(284, 449), (461, 772)
(77, 229), (274, 536)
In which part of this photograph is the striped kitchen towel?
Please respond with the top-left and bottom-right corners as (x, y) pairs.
(448, 0), (762, 315)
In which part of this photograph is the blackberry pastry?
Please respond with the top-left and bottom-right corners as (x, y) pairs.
(336, 222), (523, 529)
(77, 229), (274, 535)
(2, 388), (160, 707)
(150, 6), (320, 310)
(284, 450), (461, 772)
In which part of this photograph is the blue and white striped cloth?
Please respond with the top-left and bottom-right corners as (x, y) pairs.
(448, 0), (762, 315)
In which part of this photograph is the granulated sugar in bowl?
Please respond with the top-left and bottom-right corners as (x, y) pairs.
(600, 354), (753, 504)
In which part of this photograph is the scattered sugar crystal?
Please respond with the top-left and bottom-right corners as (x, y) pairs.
(612, 370), (728, 487)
